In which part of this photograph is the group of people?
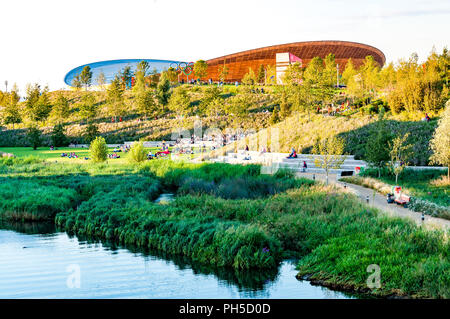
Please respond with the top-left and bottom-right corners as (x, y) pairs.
(108, 153), (120, 159)
(251, 88), (265, 94)
(61, 152), (78, 159)
(286, 147), (308, 172)
(113, 145), (130, 153)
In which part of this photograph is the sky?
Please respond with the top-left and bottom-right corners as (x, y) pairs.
(0, 0), (449, 94)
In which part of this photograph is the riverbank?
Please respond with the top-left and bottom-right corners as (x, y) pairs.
(0, 157), (448, 298)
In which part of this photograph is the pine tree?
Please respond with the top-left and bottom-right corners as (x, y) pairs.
(51, 124), (68, 147)
(156, 73), (171, 108)
(107, 75), (125, 121)
(365, 120), (392, 177)
(27, 125), (41, 150)
(80, 66), (93, 90)
(257, 64), (265, 84)
(51, 93), (70, 124)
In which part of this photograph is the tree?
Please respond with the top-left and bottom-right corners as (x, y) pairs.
(225, 94), (251, 120)
(135, 61), (150, 90)
(166, 67), (179, 84)
(218, 65), (229, 82)
(27, 125), (41, 150)
(257, 64), (265, 84)
(269, 106), (281, 125)
(430, 101), (450, 178)
(341, 58), (357, 85)
(282, 62), (303, 85)
(106, 75), (125, 121)
(194, 60), (208, 80)
(365, 120), (392, 177)
(128, 141), (147, 163)
(96, 72), (106, 90)
(50, 93), (70, 124)
(156, 73), (171, 108)
(84, 123), (99, 143)
(279, 91), (291, 119)
(72, 75), (82, 90)
(323, 53), (337, 87)
(51, 123), (68, 147)
(79, 93), (97, 123)
(80, 66), (93, 90)
(1, 90), (22, 129)
(360, 55), (380, 99)
(311, 136), (346, 185)
(25, 84), (52, 123)
(121, 66), (133, 89)
(135, 88), (157, 118)
(242, 67), (256, 85)
(89, 136), (108, 162)
(388, 133), (413, 184)
(168, 86), (191, 117)
(303, 57), (324, 85)
(201, 86), (222, 115)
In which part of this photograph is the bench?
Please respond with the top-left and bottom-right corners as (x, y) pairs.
(340, 171), (354, 177)
(394, 194), (410, 208)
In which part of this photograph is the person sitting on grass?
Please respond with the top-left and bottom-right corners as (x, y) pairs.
(147, 151), (154, 160)
(61, 153), (67, 157)
(287, 147), (297, 159)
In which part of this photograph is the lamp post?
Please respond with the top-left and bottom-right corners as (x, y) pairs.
(336, 64), (339, 87)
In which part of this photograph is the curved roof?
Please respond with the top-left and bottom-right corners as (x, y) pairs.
(63, 41), (386, 85)
(206, 40), (386, 67)
(64, 59), (184, 86)
(202, 40), (385, 82)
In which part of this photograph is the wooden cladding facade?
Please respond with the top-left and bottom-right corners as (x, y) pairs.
(201, 40), (385, 82)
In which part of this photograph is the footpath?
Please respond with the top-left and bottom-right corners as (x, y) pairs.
(295, 172), (450, 231)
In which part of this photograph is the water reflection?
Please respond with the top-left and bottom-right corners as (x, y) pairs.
(0, 221), (357, 299)
(69, 232), (281, 293)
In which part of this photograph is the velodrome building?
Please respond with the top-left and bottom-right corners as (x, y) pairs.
(64, 40), (385, 86)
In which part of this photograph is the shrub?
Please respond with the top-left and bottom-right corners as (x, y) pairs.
(89, 136), (108, 162)
(128, 141), (147, 163)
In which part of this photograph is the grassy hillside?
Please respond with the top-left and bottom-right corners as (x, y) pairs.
(207, 111), (437, 165)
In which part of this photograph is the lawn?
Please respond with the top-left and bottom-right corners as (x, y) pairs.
(0, 146), (199, 164)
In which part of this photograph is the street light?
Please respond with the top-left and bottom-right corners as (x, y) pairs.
(336, 64), (339, 87)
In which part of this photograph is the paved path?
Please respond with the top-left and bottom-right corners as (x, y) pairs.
(295, 172), (450, 231)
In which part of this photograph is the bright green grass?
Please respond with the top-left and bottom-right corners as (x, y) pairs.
(0, 146), (199, 164)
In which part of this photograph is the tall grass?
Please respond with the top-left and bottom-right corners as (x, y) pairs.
(0, 159), (448, 297)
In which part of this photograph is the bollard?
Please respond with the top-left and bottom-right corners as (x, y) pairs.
(421, 213), (425, 222)
(313, 174), (315, 181)
(366, 195), (369, 204)
(344, 183), (347, 189)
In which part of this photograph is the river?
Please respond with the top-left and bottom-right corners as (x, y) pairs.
(0, 222), (355, 299)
